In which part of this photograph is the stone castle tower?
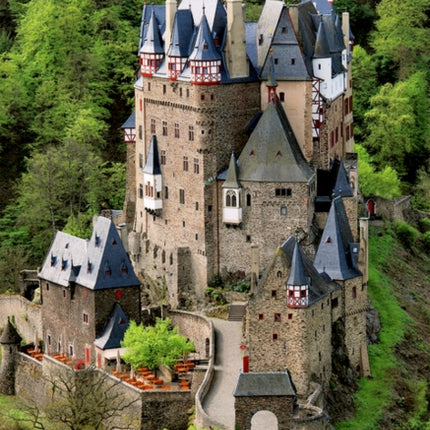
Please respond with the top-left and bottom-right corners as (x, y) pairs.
(122, 0), (357, 309)
(0, 317), (22, 395)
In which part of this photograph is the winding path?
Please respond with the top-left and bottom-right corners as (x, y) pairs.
(202, 318), (243, 430)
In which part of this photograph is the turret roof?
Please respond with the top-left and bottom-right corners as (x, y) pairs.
(142, 135), (162, 175)
(140, 8), (164, 54)
(0, 318), (22, 345)
(332, 162), (353, 197)
(39, 217), (140, 290)
(94, 303), (129, 350)
(189, 12), (221, 61)
(287, 242), (308, 286)
(314, 197), (361, 280)
(236, 102), (314, 183)
(121, 111), (135, 129)
(167, 9), (195, 57)
(139, 5), (165, 53)
(223, 153), (240, 188)
(314, 19), (330, 58)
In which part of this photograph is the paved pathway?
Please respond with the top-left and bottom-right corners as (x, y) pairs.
(202, 318), (243, 430)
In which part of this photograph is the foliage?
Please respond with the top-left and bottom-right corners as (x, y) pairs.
(422, 231), (430, 252)
(394, 221), (420, 249)
(411, 170), (430, 211)
(0, 245), (29, 294)
(418, 218), (430, 233)
(336, 228), (411, 429)
(122, 318), (195, 371)
(362, 72), (430, 183)
(355, 144), (401, 199)
(371, 0), (430, 79)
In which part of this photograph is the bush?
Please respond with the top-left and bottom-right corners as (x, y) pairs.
(418, 218), (430, 233)
(394, 221), (420, 249)
(422, 231), (430, 251)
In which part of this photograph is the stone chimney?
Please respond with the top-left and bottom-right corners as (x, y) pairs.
(342, 11), (350, 56)
(225, 0), (248, 79)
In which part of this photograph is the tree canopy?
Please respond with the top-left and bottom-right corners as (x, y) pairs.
(121, 318), (195, 371)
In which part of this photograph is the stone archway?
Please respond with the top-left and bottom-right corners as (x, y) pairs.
(251, 410), (278, 430)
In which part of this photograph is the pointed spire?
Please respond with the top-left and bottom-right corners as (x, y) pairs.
(287, 241), (308, 286)
(333, 162), (353, 197)
(223, 153), (240, 188)
(189, 12), (221, 61)
(141, 7), (164, 54)
(143, 135), (162, 175)
(314, 19), (330, 58)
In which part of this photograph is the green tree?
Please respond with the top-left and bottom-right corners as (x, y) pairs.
(0, 245), (29, 294)
(356, 144), (401, 199)
(122, 318), (195, 371)
(362, 72), (430, 182)
(371, 0), (430, 79)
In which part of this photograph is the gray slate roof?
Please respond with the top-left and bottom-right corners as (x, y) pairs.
(143, 135), (162, 175)
(94, 303), (129, 350)
(236, 101), (314, 183)
(140, 8), (164, 54)
(121, 111), (135, 129)
(0, 317), (22, 345)
(333, 162), (353, 197)
(314, 19), (330, 58)
(168, 9), (195, 57)
(139, 5), (165, 53)
(189, 12), (221, 61)
(314, 197), (361, 280)
(280, 236), (339, 304)
(287, 241), (308, 286)
(302, 0), (333, 14)
(234, 372), (295, 397)
(222, 153), (240, 188)
(39, 217), (140, 290)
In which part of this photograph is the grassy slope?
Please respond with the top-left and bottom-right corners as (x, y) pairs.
(336, 224), (430, 429)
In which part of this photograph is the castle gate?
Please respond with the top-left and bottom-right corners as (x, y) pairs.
(251, 410), (278, 429)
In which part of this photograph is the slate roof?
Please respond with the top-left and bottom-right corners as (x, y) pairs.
(236, 101), (314, 183)
(302, 0), (333, 14)
(332, 162), (353, 197)
(222, 153), (240, 188)
(314, 19), (331, 58)
(314, 197), (361, 280)
(189, 12), (221, 61)
(287, 241), (308, 286)
(280, 236), (339, 304)
(142, 135), (162, 175)
(39, 217), (140, 290)
(121, 111), (135, 129)
(0, 317), (22, 345)
(168, 9), (195, 57)
(94, 303), (129, 350)
(234, 372), (295, 397)
(139, 4), (165, 53)
(140, 8), (164, 55)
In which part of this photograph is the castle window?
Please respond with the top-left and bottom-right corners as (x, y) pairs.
(332, 297), (338, 308)
(211, 94), (215, 101)
(87, 260), (92, 273)
(69, 345), (74, 356)
(138, 125), (142, 140)
(115, 289), (122, 300)
(271, 290), (277, 298)
(280, 92), (285, 102)
(272, 333), (278, 341)
(189, 125), (194, 141)
(83, 313), (89, 324)
(201, 94), (205, 101)
(160, 150), (166, 165)
(139, 184), (143, 198)
(195, 201), (199, 210)
(151, 119), (156, 134)
(349, 96), (353, 112)
(282, 26), (287, 33)
(291, 58), (295, 65)
(288, 313), (292, 320)
(246, 235), (251, 243)
(275, 188), (292, 197)
(170, 253), (173, 265)
(163, 84), (166, 94)
(246, 194), (251, 206)
(277, 271), (282, 278)
(258, 314), (264, 320)
(274, 58), (278, 65)
(63, 289), (66, 298)
(319, 352), (322, 361)
(330, 131), (334, 148)
(162, 121), (168, 136)
(194, 158), (200, 174)
(280, 206), (287, 216)
(179, 87), (183, 97)
(335, 127), (339, 143)
(183, 156), (189, 171)
(139, 153), (143, 168)
(179, 189), (185, 204)
(318, 63), (321, 70)
(321, 302), (324, 309)
(186, 88), (190, 97)
(48, 335), (51, 345)
(121, 262), (128, 274)
(164, 186), (168, 199)
(182, 221), (186, 227)
(208, 205), (212, 212)
(174, 123), (180, 138)
(162, 250), (166, 263)
(46, 283), (49, 291)
(148, 82), (151, 91)
(352, 286), (357, 299)
(195, 233), (198, 240)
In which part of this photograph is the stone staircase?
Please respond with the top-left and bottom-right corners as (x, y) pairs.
(228, 303), (247, 322)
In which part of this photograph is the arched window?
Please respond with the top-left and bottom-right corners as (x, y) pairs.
(226, 194), (231, 207)
(246, 194), (251, 207)
(280, 206), (287, 216)
(231, 194), (237, 207)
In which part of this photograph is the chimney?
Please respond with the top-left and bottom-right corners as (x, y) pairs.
(225, 0), (248, 78)
(342, 11), (350, 56)
(165, 0), (177, 56)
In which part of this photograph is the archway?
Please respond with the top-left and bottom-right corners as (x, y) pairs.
(251, 410), (278, 430)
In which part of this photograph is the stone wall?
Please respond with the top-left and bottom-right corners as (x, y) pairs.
(0, 295), (42, 344)
(368, 195), (411, 222)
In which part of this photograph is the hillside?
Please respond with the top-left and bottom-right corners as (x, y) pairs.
(331, 221), (430, 429)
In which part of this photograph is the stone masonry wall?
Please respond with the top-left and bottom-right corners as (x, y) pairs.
(0, 295), (42, 344)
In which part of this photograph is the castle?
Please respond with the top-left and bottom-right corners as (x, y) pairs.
(0, 0), (371, 428)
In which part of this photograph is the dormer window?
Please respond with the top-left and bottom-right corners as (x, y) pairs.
(87, 260), (92, 273)
(105, 263), (111, 276)
(61, 259), (67, 271)
(95, 235), (100, 247)
(51, 254), (56, 267)
(121, 262), (128, 274)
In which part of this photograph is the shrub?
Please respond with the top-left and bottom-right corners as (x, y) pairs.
(422, 231), (430, 251)
(394, 221), (420, 248)
(418, 218), (430, 233)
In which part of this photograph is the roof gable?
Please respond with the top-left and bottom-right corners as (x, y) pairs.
(143, 135), (162, 175)
(237, 102), (314, 182)
(94, 303), (129, 350)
